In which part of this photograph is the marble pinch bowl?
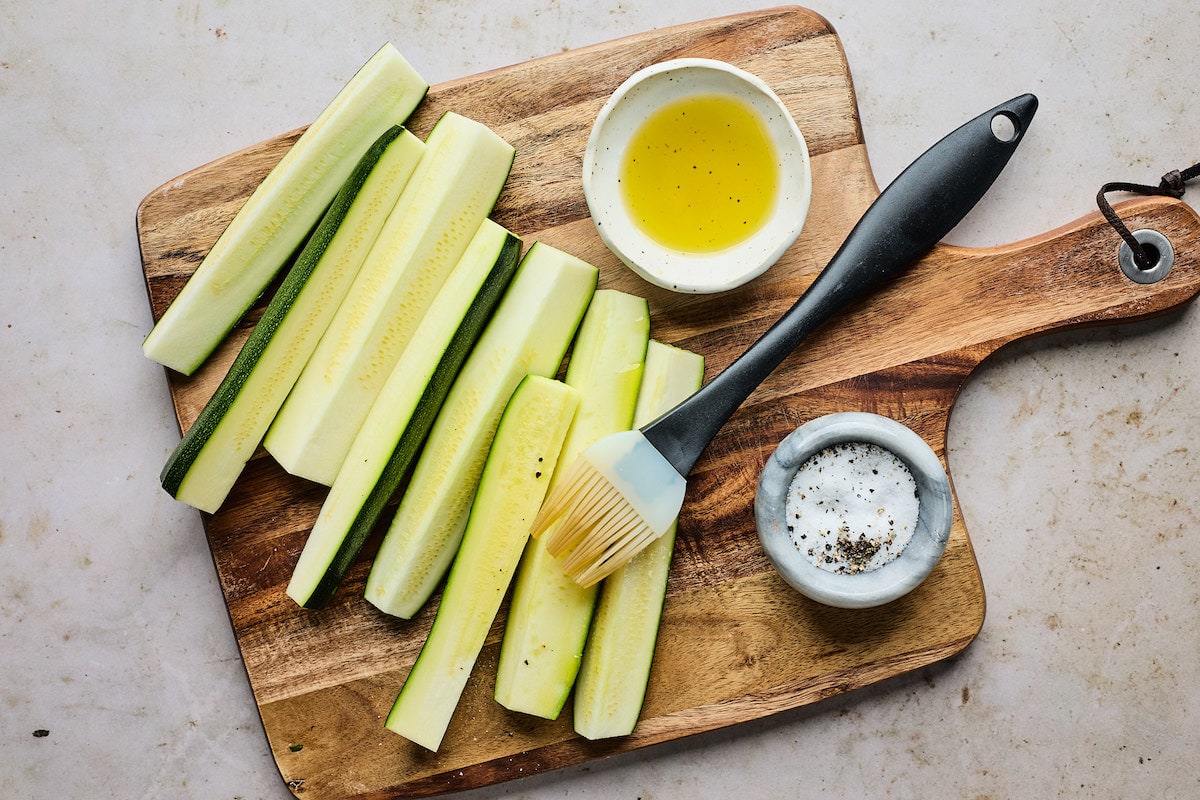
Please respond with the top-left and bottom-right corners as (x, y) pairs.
(582, 57), (812, 294)
(754, 412), (954, 609)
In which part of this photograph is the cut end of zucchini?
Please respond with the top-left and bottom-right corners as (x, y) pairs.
(143, 43), (429, 375)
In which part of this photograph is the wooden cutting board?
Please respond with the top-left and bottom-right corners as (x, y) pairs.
(136, 6), (1200, 798)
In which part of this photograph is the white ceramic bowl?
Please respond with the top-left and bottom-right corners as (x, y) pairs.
(754, 412), (954, 609)
(583, 58), (812, 294)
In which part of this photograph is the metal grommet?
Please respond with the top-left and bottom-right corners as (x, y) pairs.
(1118, 229), (1174, 284)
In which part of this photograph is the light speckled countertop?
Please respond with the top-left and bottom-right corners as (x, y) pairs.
(4, 2), (1198, 797)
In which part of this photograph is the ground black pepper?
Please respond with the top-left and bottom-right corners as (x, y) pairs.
(784, 441), (919, 575)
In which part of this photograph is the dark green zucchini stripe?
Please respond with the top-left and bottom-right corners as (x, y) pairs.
(302, 232), (522, 608)
(160, 125), (407, 497)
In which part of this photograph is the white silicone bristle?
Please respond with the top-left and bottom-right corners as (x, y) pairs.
(538, 429), (686, 585)
(529, 454), (593, 538)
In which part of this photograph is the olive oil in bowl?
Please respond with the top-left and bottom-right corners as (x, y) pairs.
(584, 58), (811, 293)
(619, 93), (780, 253)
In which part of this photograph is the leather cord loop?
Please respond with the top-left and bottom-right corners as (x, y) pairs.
(1097, 162), (1200, 268)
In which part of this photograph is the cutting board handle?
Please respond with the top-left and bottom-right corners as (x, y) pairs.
(783, 195), (1200, 399)
(951, 196), (1200, 355)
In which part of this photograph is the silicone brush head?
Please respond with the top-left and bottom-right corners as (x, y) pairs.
(531, 429), (686, 586)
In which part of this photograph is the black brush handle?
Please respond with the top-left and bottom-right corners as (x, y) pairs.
(642, 93), (1038, 475)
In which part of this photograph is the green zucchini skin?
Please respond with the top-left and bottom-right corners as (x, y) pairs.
(299, 232), (522, 608)
(143, 44), (428, 375)
(160, 125), (408, 503)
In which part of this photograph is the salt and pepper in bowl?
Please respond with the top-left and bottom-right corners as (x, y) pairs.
(755, 412), (954, 609)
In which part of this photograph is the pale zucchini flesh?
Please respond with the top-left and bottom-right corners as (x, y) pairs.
(286, 219), (521, 608)
(364, 242), (599, 620)
(494, 289), (650, 720)
(143, 43), (428, 375)
(161, 126), (425, 513)
(384, 375), (580, 752)
(264, 111), (516, 486)
(573, 340), (705, 740)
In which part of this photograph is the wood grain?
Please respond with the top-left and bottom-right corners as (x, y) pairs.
(136, 7), (1200, 799)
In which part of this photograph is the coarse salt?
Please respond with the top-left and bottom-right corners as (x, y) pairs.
(784, 441), (920, 574)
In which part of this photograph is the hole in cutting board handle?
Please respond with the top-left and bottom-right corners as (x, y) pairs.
(1118, 228), (1174, 284)
(990, 111), (1020, 143)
